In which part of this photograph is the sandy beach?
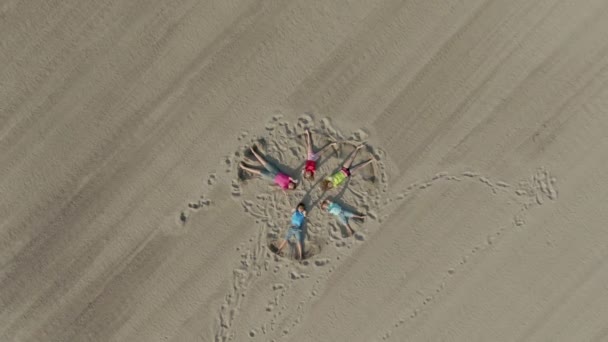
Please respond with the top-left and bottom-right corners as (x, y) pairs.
(2, 0), (608, 341)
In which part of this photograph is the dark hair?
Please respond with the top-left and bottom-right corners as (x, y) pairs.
(289, 181), (297, 189)
(321, 179), (332, 191)
(297, 203), (306, 210)
(304, 170), (315, 180)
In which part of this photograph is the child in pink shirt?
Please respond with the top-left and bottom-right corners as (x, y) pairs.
(239, 145), (298, 190)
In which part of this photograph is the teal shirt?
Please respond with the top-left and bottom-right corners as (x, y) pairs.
(327, 202), (342, 216)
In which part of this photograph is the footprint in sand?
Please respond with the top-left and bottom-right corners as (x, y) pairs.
(238, 131), (249, 141)
(207, 173), (217, 185)
(178, 211), (188, 224)
(224, 155), (233, 173)
(231, 179), (242, 197)
(314, 258), (330, 267)
(187, 196), (211, 210)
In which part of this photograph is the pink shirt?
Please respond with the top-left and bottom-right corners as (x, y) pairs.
(274, 173), (292, 189)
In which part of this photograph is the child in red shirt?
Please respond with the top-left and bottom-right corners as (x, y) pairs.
(302, 128), (337, 181)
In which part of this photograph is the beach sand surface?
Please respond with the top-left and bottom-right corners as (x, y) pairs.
(2, 0), (608, 341)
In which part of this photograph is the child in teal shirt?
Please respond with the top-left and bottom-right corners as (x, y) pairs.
(321, 199), (365, 236)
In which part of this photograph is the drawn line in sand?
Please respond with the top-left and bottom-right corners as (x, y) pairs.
(378, 167), (559, 341)
(255, 167), (559, 341)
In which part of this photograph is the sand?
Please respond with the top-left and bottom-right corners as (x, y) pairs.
(2, 0), (608, 341)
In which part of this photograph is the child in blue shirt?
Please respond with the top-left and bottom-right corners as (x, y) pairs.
(277, 203), (307, 260)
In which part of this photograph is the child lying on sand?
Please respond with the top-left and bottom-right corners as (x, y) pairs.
(302, 128), (337, 181)
(321, 144), (373, 191)
(276, 203), (307, 260)
(239, 144), (298, 190)
(321, 199), (365, 237)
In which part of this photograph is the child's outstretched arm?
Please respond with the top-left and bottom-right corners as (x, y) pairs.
(271, 188), (291, 203)
(346, 223), (355, 236)
(282, 189), (290, 202)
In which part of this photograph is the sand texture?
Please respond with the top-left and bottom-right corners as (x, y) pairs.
(2, 0), (608, 341)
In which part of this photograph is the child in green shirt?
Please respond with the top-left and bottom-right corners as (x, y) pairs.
(321, 144), (373, 191)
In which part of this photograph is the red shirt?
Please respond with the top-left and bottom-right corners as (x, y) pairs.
(305, 160), (316, 173)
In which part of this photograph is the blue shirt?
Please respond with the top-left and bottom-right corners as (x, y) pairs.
(291, 210), (305, 228)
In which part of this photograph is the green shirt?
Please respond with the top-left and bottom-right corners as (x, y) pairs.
(327, 169), (348, 187)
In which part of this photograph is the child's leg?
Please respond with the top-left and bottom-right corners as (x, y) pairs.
(279, 227), (296, 253)
(346, 222), (355, 236)
(338, 213), (354, 236)
(305, 129), (313, 158)
(348, 158), (373, 175)
(276, 239), (288, 253)
(239, 162), (262, 176)
(250, 146), (270, 168)
(343, 209), (365, 221)
(250, 146), (279, 175)
(342, 144), (365, 169)
(296, 241), (302, 260)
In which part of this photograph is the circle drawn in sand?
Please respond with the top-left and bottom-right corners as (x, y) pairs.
(233, 115), (387, 261)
